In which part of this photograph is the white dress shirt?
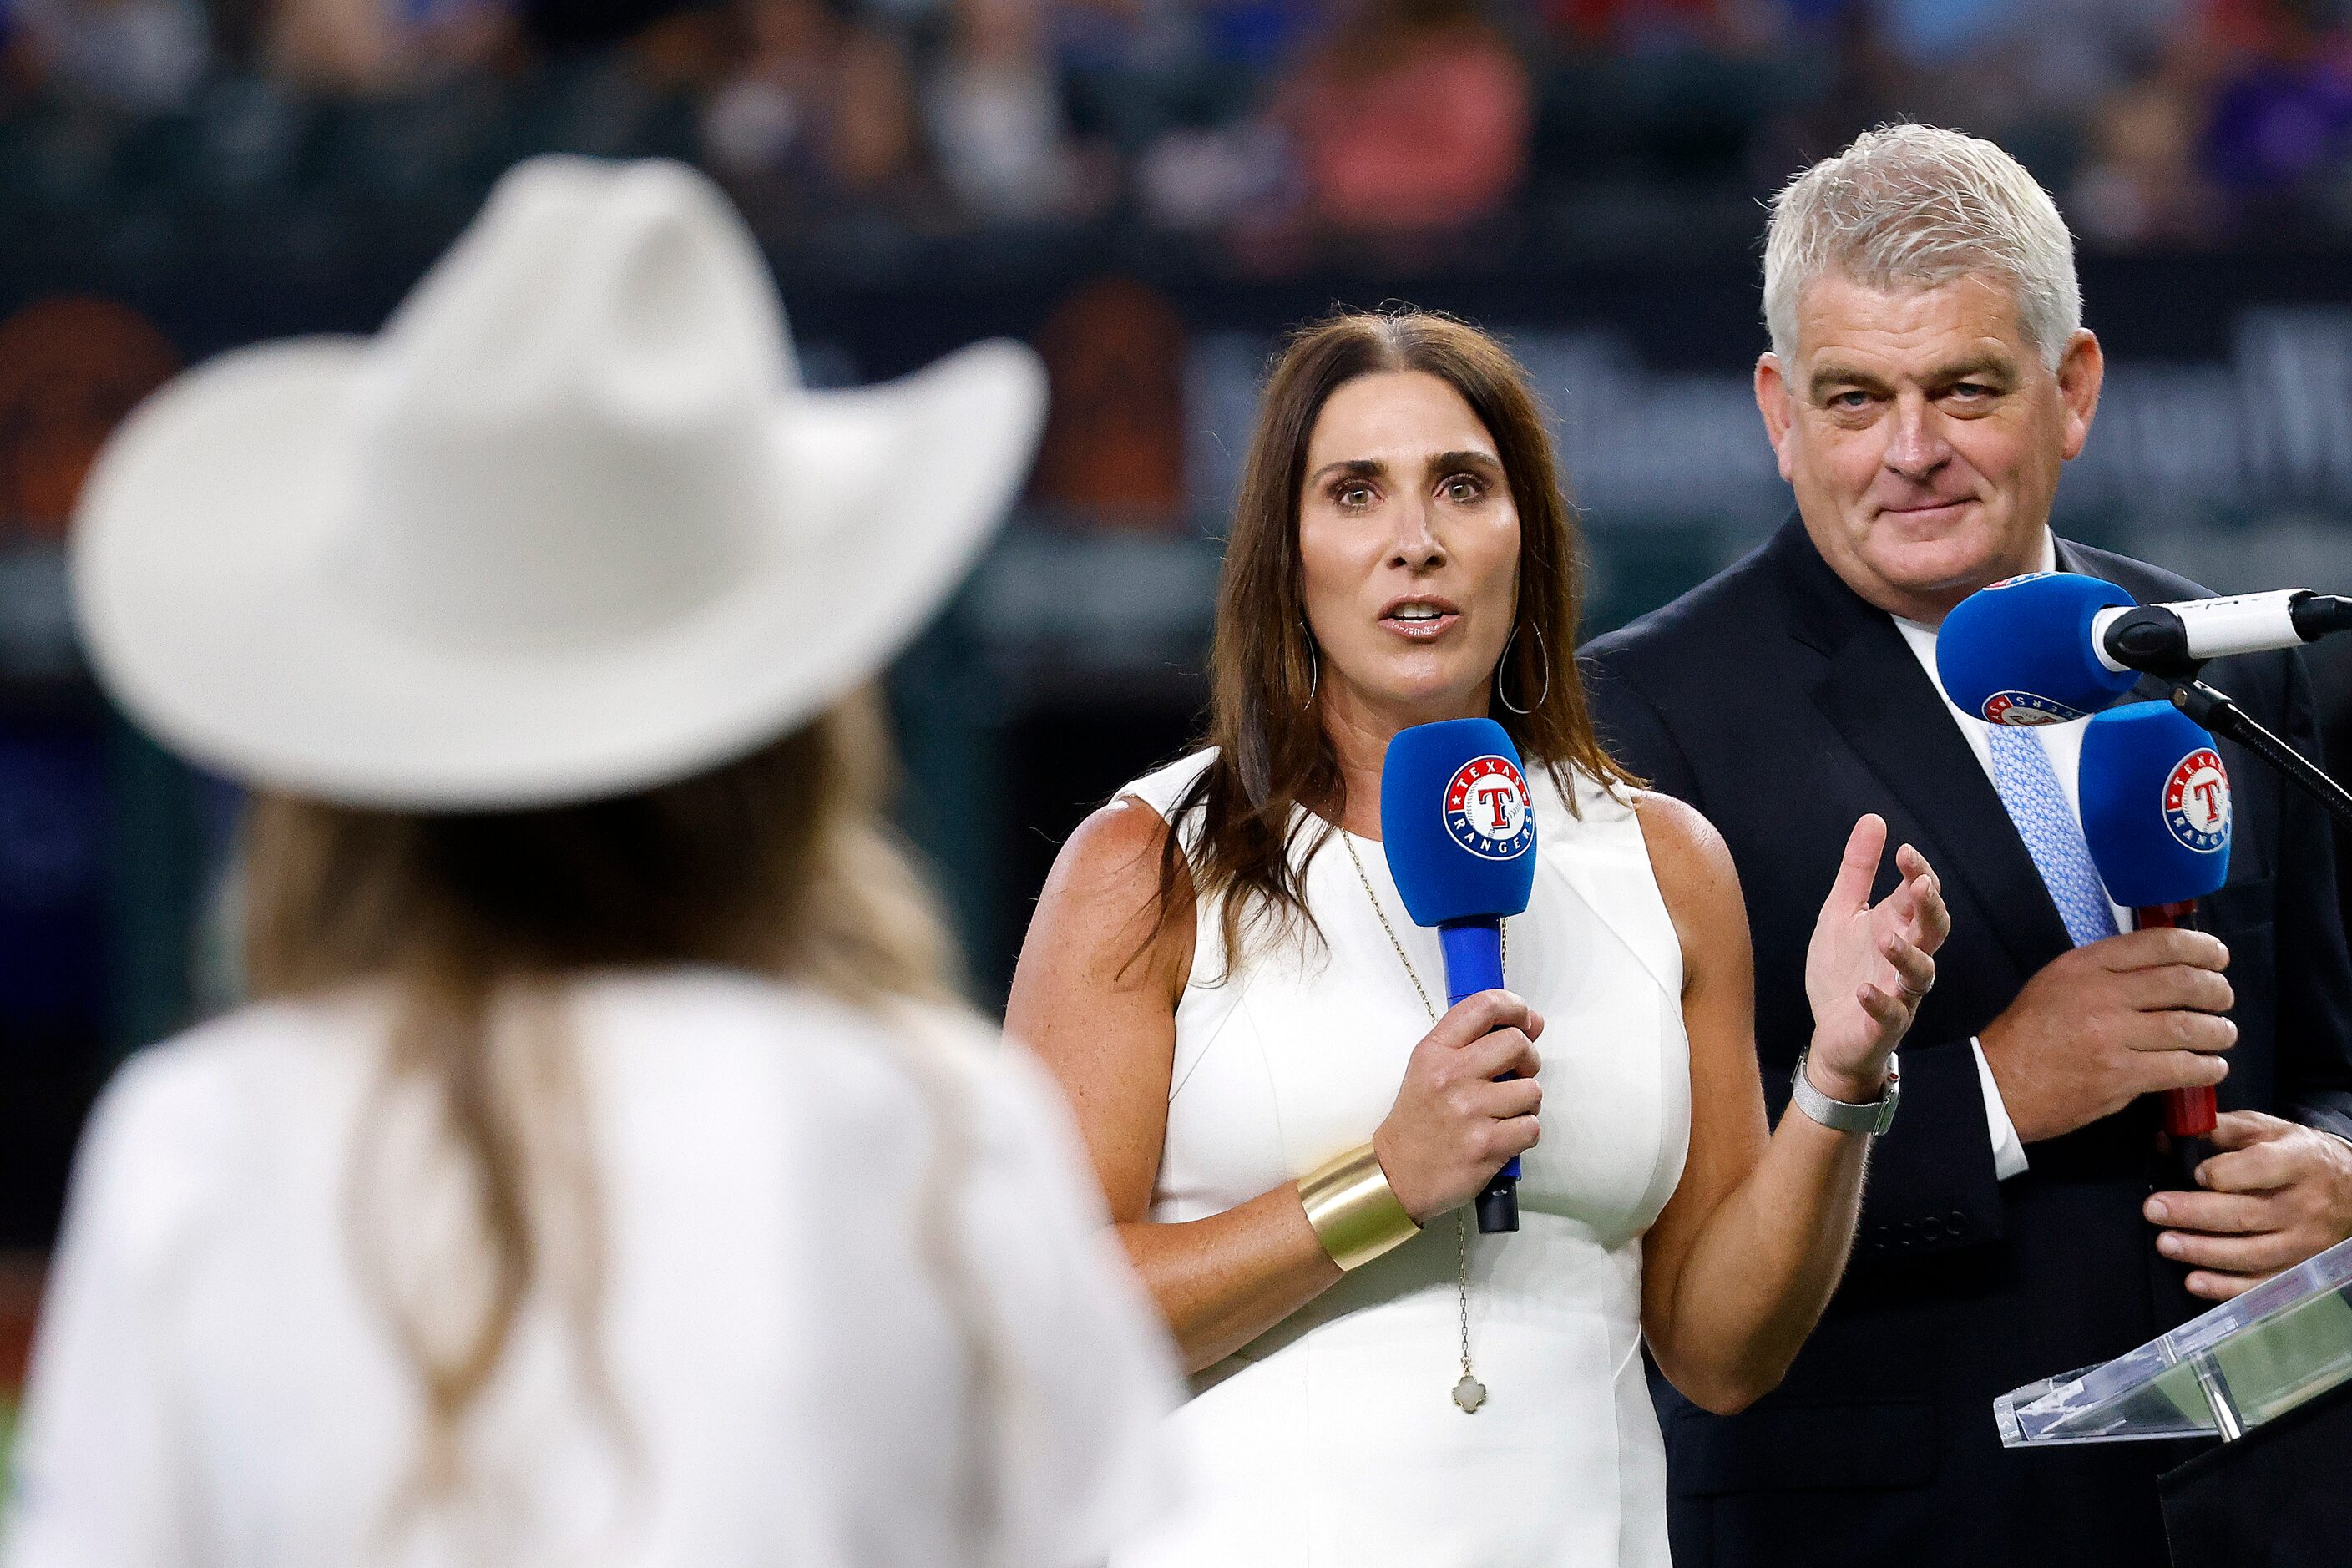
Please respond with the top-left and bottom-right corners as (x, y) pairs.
(1887, 537), (2134, 1181)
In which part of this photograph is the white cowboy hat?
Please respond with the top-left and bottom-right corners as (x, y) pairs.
(71, 156), (1046, 810)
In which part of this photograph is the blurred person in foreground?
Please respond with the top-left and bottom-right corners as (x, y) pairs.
(2, 155), (1176, 1568)
(1582, 124), (2352, 1568)
(1008, 308), (1950, 1565)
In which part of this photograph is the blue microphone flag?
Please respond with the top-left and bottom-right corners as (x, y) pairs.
(1381, 716), (1540, 1233)
(2078, 701), (2231, 908)
(1938, 572), (2140, 726)
(1380, 718), (1538, 929)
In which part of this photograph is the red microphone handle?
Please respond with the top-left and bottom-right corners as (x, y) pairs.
(2137, 900), (2217, 1137)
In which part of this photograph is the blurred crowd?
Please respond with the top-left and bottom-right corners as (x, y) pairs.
(3, 0), (2352, 272)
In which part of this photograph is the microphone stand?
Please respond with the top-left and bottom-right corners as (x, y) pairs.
(2147, 675), (2351, 1225)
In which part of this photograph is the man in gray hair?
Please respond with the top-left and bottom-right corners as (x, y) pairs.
(1585, 124), (2352, 1567)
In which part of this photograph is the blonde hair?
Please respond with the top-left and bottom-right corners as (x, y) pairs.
(241, 688), (995, 1547)
(1763, 124), (2081, 370)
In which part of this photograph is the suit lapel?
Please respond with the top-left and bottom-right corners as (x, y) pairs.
(1770, 520), (2076, 979)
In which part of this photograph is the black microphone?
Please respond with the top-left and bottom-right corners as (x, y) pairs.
(2092, 589), (2352, 679)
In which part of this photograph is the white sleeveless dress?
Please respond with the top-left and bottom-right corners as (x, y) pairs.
(1110, 749), (1692, 1568)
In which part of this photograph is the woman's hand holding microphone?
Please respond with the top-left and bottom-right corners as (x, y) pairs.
(1371, 991), (1545, 1226)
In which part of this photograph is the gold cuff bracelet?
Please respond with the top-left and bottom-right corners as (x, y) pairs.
(1298, 1143), (1420, 1272)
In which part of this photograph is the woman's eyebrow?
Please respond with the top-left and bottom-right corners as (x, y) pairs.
(1429, 448), (1503, 473)
(1308, 457), (1386, 486)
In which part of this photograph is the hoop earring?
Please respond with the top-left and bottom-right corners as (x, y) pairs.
(1495, 620), (1550, 716)
(1302, 633), (1320, 707)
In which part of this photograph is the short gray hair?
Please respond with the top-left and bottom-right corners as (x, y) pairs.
(1763, 124), (2081, 371)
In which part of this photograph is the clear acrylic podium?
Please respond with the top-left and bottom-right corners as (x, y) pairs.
(1996, 1232), (2352, 1447)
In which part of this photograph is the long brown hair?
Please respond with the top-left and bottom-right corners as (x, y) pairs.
(241, 688), (984, 1537)
(1155, 308), (1632, 969)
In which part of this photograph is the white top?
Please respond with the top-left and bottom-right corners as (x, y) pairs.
(3, 969), (1178, 1568)
(1110, 750), (1691, 1568)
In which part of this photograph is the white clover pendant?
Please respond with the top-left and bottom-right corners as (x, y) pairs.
(1453, 1373), (1487, 1414)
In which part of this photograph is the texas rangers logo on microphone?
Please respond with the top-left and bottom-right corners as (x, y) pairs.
(2163, 746), (2231, 853)
(1982, 690), (2087, 726)
(1444, 755), (1534, 860)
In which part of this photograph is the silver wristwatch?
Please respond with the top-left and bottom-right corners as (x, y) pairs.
(1790, 1050), (1901, 1136)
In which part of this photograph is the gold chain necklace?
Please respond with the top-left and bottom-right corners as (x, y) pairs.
(1339, 829), (1499, 1415)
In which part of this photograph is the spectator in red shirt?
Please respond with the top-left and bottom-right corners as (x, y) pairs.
(1281, 0), (1531, 236)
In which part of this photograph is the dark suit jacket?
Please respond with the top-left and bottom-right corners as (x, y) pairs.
(1581, 518), (2352, 1568)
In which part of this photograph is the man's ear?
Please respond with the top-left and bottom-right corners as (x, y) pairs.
(1755, 353), (1797, 483)
(2056, 328), (2104, 462)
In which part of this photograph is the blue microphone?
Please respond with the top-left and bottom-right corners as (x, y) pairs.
(1381, 717), (1539, 1234)
(2078, 701), (2232, 1141)
(1937, 571), (2142, 726)
(1945, 572), (2352, 710)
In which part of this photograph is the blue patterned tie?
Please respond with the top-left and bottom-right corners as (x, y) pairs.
(1987, 723), (2121, 947)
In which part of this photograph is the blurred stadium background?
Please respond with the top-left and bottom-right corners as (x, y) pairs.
(6, 0), (2352, 1442)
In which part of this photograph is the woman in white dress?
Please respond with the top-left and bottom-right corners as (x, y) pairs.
(3, 158), (1176, 1568)
(1007, 310), (1953, 1567)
